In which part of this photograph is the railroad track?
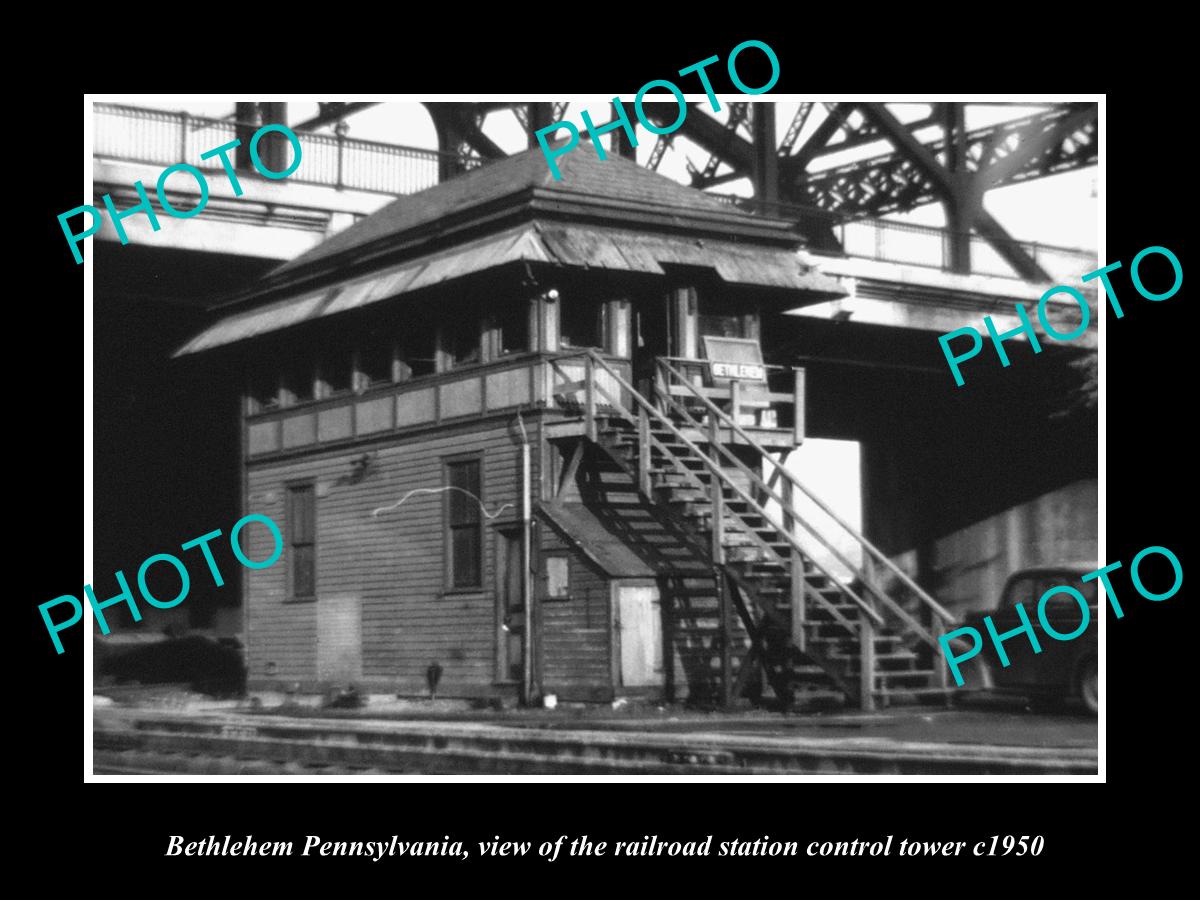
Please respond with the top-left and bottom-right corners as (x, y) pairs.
(93, 710), (1098, 775)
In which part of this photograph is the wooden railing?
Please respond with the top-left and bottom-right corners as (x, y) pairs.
(656, 358), (955, 653)
(549, 350), (880, 637)
(657, 356), (804, 444)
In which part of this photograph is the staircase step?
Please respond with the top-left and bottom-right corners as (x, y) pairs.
(659, 487), (708, 502)
(592, 414), (950, 710)
(830, 651), (919, 667)
(799, 627), (865, 642)
(724, 546), (785, 564)
(665, 564), (714, 576)
(729, 562), (788, 578)
(873, 691), (955, 705)
(874, 669), (939, 683)
(801, 604), (866, 619)
(675, 576), (718, 589)
(805, 632), (906, 645)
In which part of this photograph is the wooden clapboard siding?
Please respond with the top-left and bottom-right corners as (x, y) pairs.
(538, 529), (612, 699)
(244, 415), (540, 697)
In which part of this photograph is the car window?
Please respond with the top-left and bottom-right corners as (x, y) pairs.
(1003, 577), (1036, 609)
(1035, 576), (1076, 612)
(1006, 571), (1098, 611)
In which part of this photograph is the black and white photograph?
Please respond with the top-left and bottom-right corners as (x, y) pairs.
(75, 94), (1113, 779)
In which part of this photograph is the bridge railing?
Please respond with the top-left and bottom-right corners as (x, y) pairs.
(93, 102), (463, 196)
(712, 194), (1097, 283)
(94, 104), (1096, 281)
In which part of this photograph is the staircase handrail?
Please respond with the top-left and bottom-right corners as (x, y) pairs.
(655, 372), (908, 627)
(652, 368), (949, 645)
(549, 351), (885, 631)
(657, 358), (955, 629)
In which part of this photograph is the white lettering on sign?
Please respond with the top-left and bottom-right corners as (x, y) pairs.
(711, 363), (766, 381)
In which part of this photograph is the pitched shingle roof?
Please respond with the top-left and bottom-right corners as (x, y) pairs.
(272, 142), (797, 278)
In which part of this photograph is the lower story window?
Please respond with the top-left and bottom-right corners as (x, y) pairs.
(446, 458), (483, 589)
(288, 483), (316, 599)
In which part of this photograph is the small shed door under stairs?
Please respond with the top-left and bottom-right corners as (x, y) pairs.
(617, 585), (663, 688)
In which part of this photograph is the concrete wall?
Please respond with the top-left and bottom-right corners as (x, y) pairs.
(925, 479), (1098, 616)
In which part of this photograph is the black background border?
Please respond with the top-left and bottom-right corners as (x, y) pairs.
(20, 30), (1190, 882)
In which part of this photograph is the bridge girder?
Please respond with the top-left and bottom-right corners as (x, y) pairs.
(639, 100), (1096, 278)
(803, 103), (1098, 217)
(257, 99), (1098, 280)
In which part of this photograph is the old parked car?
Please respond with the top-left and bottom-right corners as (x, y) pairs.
(966, 564), (1098, 714)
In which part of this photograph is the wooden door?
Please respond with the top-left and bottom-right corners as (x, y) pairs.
(617, 585), (663, 688)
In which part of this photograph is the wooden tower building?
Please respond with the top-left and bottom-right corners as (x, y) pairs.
(178, 144), (957, 709)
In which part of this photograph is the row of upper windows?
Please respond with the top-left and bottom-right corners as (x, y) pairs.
(247, 297), (612, 413)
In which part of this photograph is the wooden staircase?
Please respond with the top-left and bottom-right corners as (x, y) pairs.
(551, 350), (958, 711)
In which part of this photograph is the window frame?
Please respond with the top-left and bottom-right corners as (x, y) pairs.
(489, 300), (533, 360)
(441, 316), (484, 371)
(315, 345), (355, 400)
(443, 453), (485, 593)
(285, 480), (317, 603)
(558, 297), (607, 351)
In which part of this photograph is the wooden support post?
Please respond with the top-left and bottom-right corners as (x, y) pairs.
(793, 367), (806, 446)
(718, 570), (733, 709)
(663, 577), (676, 704)
(637, 406), (651, 495)
(729, 379), (741, 426)
(584, 354), (596, 442)
(783, 476), (805, 651)
(708, 416), (724, 564)
(859, 618), (876, 712)
(791, 550), (806, 653)
(933, 617), (949, 690)
(781, 471), (794, 535)
(862, 553), (876, 610)
(731, 643), (761, 700)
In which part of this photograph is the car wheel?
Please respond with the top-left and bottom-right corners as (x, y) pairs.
(1078, 655), (1098, 714)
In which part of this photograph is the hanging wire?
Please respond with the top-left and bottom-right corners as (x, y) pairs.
(371, 487), (514, 520)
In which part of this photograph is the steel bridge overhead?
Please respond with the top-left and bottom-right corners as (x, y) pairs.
(105, 100), (1096, 282)
(218, 103), (1097, 251)
(636, 100), (1097, 279)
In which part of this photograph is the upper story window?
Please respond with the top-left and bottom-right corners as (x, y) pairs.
(560, 299), (605, 350)
(493, 301), (530, 357)
(445, 317), (482, 369)
(282, 360), (314, 406)
(247, 369), (281, 413)
(398, 319), (437, 379)
(699, 293), (757, 341)
(356, 338), (395, 392)
(317, 346), (353, 399)
(699, 312), (749, 339)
